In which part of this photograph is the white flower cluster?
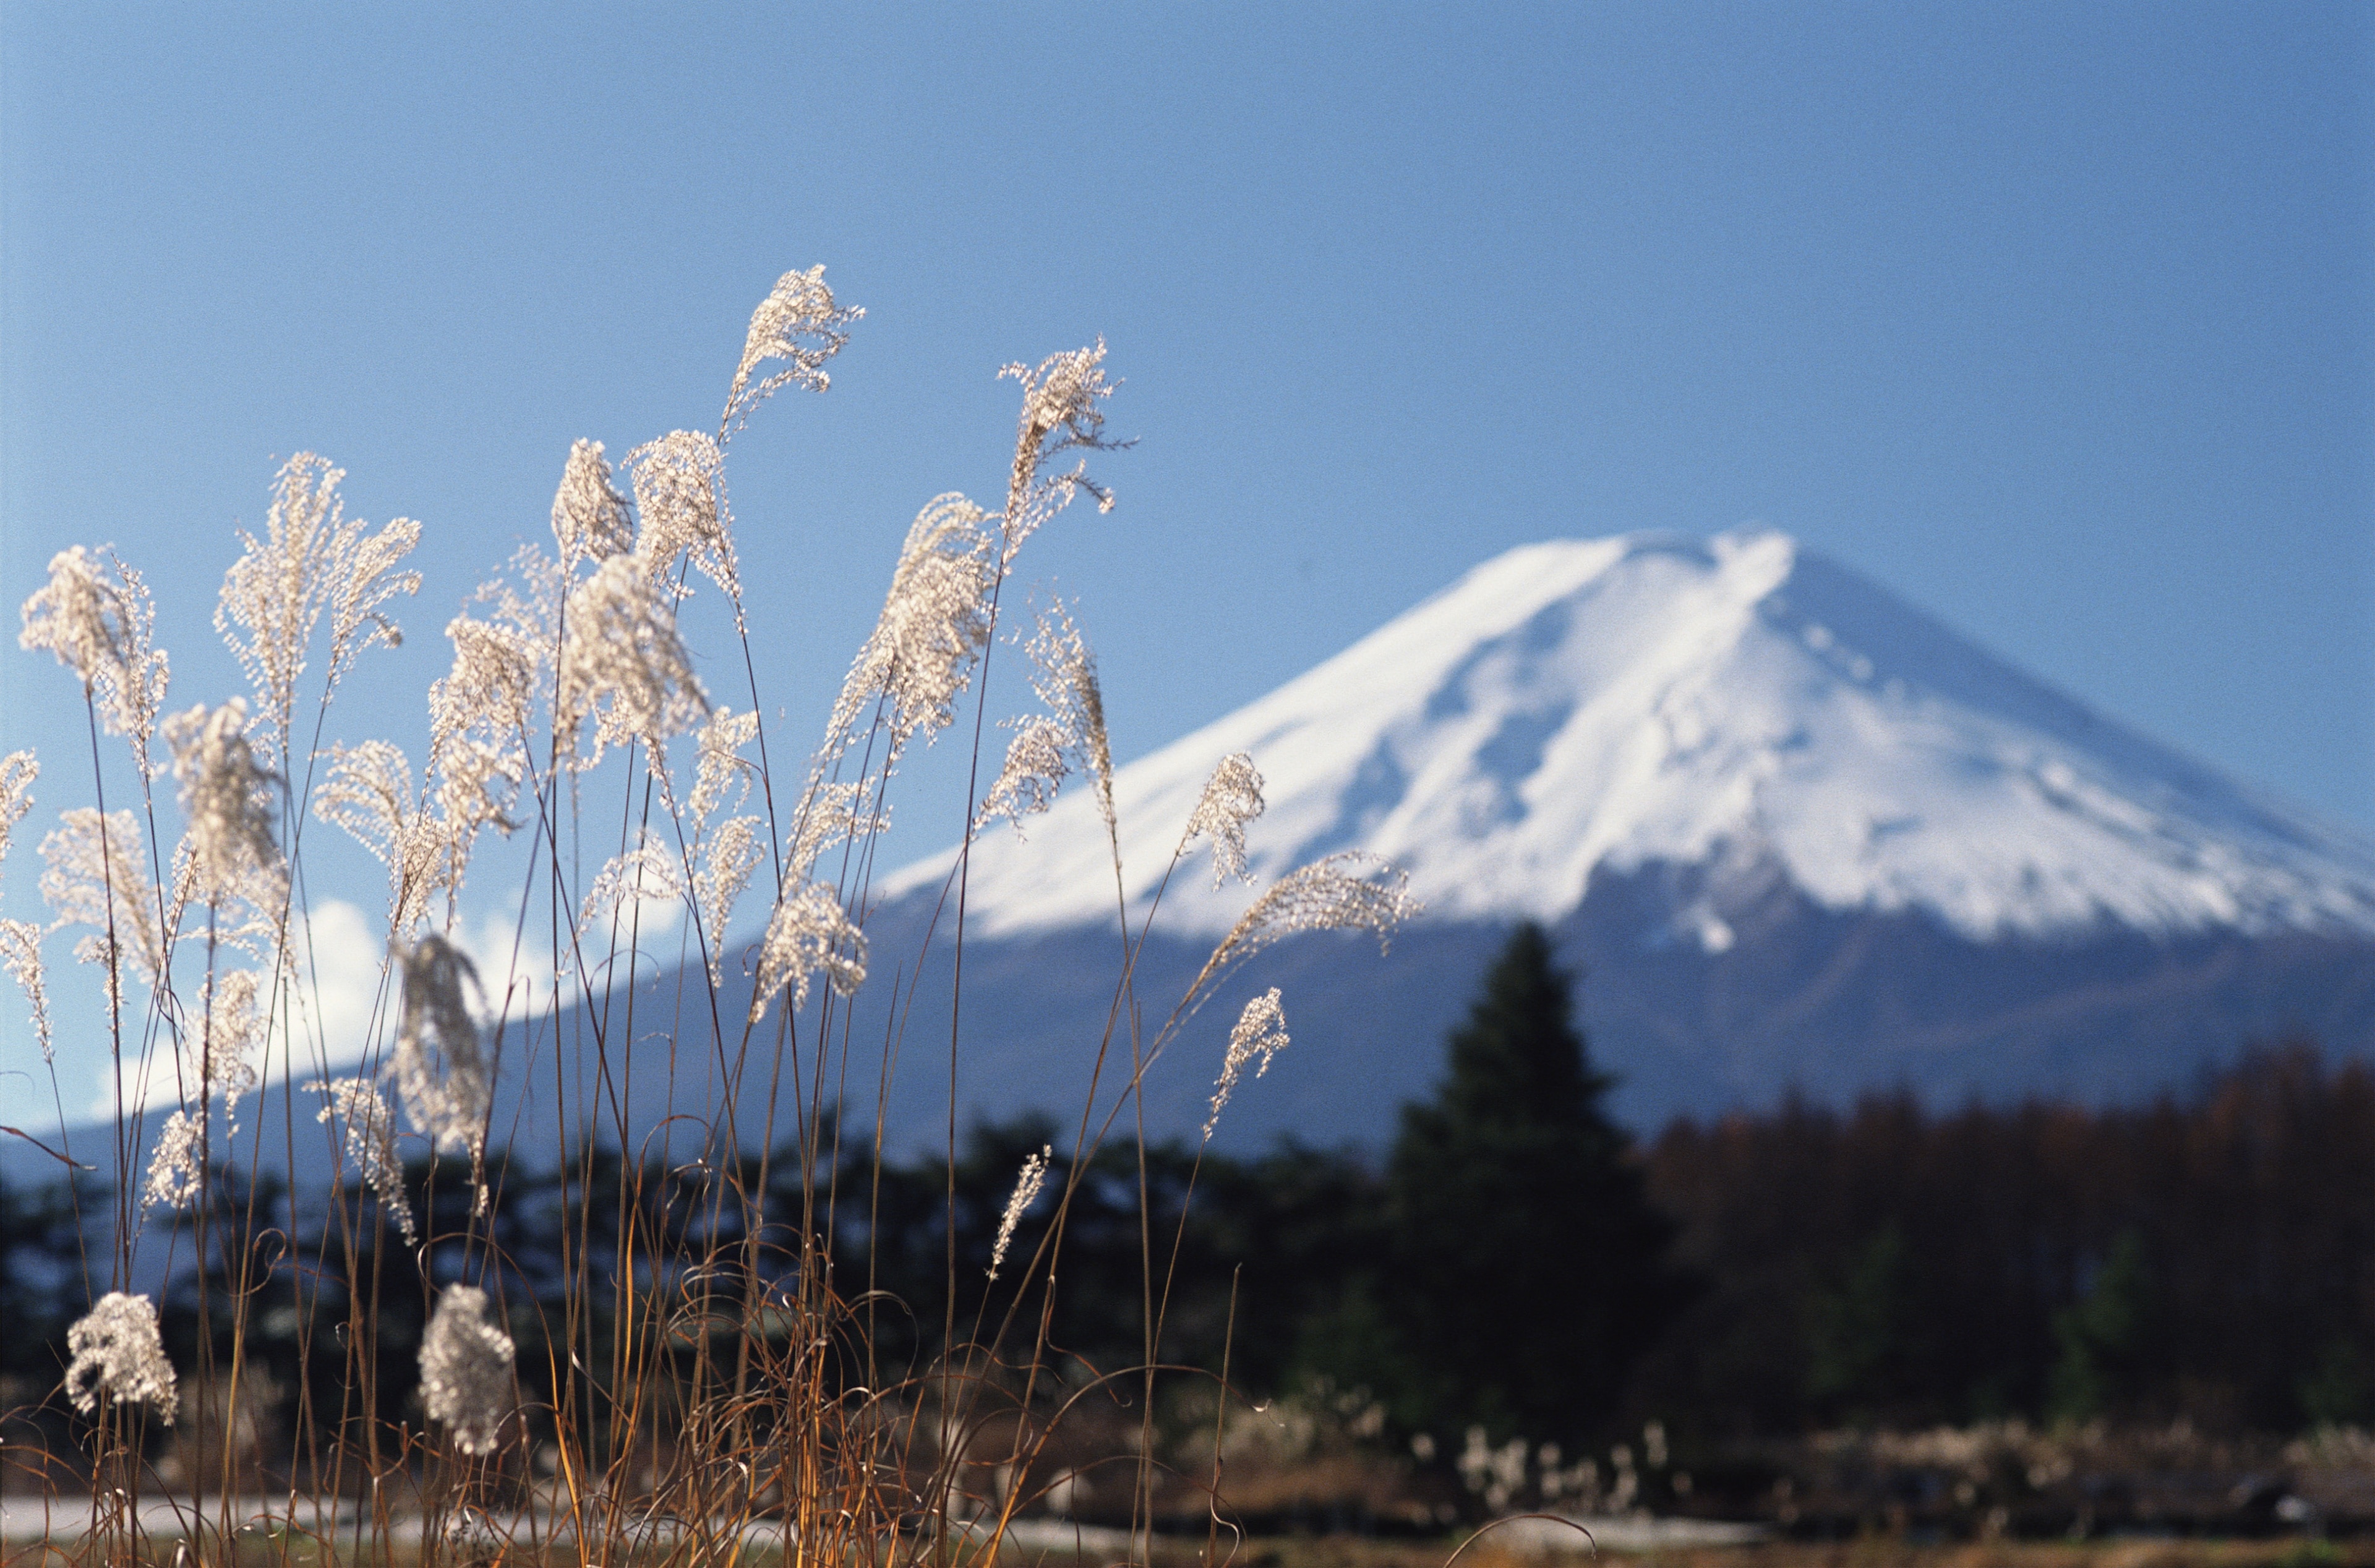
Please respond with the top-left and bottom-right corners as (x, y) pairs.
(419, 1283), (516, 1457)
(19, 545), (171, 774)
(748, 881), (867, 1022)
(1191, 852), (1421, 1013)
(63, 1292), (178, 1421)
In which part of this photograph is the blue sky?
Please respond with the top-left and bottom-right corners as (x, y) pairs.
(2, 4), (2370, 1119)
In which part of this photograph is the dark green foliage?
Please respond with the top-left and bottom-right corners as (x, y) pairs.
(1349, 922), (1695, 1445)
(2047, 1230), (2155, 1421)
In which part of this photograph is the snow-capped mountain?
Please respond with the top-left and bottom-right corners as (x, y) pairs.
(888, 530), (2375, 949)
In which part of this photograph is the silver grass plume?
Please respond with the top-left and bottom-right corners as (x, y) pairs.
(392, 935), (491, 1159)
(988, 1144), (1053, 1282)
(980, 599), (1113, 836)
(19, 546), (172, 777)
(1188, 852), (1419, 1011)
(693, 816), (765, 986)
(216, 454), (420, 757)
(748, 881), (866, 1022)
(555, 552), (708, 769)
(550, 439), (633, 571)
(429, 553), (552, 850)
(627, 431), (743, 616)
(722, 264), (861, 441)
(310, 1076), (414, 1244)
(580, 827), (685, 933)
(144, 967), (265, 1210)
(823, 495), (996, 766)
(318, 740), (452, 935)
(63, 1293), (177, 1420)
(40, 808), (166, 1013)
(1205, 988), (1289, 1139)
(690, 705), (761, 821)
(0, 751), (47, 1063)
(419, 1282), (516, 1457)
(1184, 752), (1265, 888)
(997, 342), (1124, 568)
(163, 698), (283, 907)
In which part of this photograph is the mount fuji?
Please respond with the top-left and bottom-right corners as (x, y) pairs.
(16, 529), (2373, 1201)
(848, 528), (2375, 1142)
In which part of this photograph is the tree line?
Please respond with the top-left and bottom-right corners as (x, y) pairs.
(4, 923), (2372, 1473)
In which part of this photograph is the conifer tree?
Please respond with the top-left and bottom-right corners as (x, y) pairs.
(1377, 922), (1693, 1444)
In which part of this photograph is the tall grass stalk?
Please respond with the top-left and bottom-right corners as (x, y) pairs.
(0, 269), (1411, 1567)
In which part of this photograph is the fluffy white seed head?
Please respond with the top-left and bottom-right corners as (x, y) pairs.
(550, 439), (634, 570)
(419, 1283), (516, 1457)
(1191, 852), (1420, 1011)
(580, 828), (686, 934)
(216, 455), (419, 756)
(825, 495), (996, 765)
(1205, 987), (1290, 1139)
(392, 935), (490, 1159)
(0, 918), (50, 1065)
(998, 342), (1123, 565)
(628, 430), (742, 615)
(64, 1293), (178, 1420)
(40, 807), (166, 1010)
(0, 750), (35, 873)
(20, 547), (171, 773)
(722, 264), (862, 440)
(163, 699), (282, 907)
(690, 706), (761, 821)
(1184, 753), (1265, 888)
(318, 740), (453, 935)
(980, 601), (1113, 837)
(988, 1144), (1053, 1282)
(693, 815), (766, 985)
(143, 1110), (207, 1212)
(555, 554), (708, 770)
(310, 1076), (414, 1245)
(748, 881), (867, 1022)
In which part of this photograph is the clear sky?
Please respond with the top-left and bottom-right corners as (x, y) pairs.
(2, 4), (2370, 1120)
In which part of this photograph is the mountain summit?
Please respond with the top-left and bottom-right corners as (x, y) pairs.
(892, 530), (2375, 949)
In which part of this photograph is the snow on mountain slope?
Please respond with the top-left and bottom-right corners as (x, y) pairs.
(881, 531), (2375, 945)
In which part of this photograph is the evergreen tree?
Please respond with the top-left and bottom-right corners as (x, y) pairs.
(1374, 922), (1693, 1445)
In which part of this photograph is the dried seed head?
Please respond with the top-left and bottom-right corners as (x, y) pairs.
(392, 935), (490, 1159)
(748, 881), (867, 1022)
(627, 430), (742, 614)
(988, 1144), (1053, 1282)
(1191, 852), (1420, 1011)
(0, 750), (36, 873)
(1184, 753), (1265, 888)
(722, 265), (861, 440)
(690, 706), (761, 821)
(216, 455), (419, 756)
(580, 828), (686, 933)
(310, 1076), (414, 1245)
(163, 699), (282, 907)
(20, 547), (172, 773)
(550, 439), (634, 569)
(692, 815), (766, 985)
(998, 342), (1124, 564)
(1205, 988), (1290, 1139)
(555, 554), (708, 769)
(0, 918), (49, 1065)
(40, 807), (166, 1010)
(980, 601), (1113, 836)
(419, 1283), (516, 1457)
(826, 495), (996, 766)
(63, 1293), (178, 1420)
